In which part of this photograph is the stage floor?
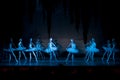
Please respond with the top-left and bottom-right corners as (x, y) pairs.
(0, 57), (120, 66)
(0, 57), (120, 79)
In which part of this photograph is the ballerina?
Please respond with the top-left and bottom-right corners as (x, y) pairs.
(107, 38), (119, 63)
(35, 39), (45, 60)
(3, 38), (18, 63)
(84, 39), (92, 62)
(65, 39), (79, 63)
(25, 38), (38, 63)
(45, 38), (58, 63)
(85, 38), (99, 62)
(102, 40), (112, 61)
(17, 38), (27, 62)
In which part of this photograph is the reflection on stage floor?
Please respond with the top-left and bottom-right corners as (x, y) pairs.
(0, 57), (120, 66)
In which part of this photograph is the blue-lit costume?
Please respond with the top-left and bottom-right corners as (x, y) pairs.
(3, 38), (18, 63)
(35, 39), (45, 60)
(107, 38), (119, 62)
(85, 38), (99, 62)
(65, 39), (79, 63)
(102, 40), (112, 61)
(25, 38), (38, 62)
(17, 38), (27, 62)
(45, 38), (58, 62)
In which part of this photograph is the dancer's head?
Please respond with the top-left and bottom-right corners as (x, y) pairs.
(50, 38), (52, 42)
(10, 38), (13, 42)
(70, 39), (74, 42)
(30, 38), (32, 42)
(112, 38), (115, 42)
(112, 38), (116, 45)
(107, 40), (110, 43)
(36, 39), (39, 42)
(19, 38), (22, 42)
(91, 38), (95, 42)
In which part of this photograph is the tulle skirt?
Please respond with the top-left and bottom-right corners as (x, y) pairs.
(44, 47), (57, 53)
(25, 48), (37, 52)
(66, 48), (79, 53)
(85, 47), (91, 52)
(35, 47), (43, 51)
(16, 47), (26, 51)
(85, 46), (99, 53)
(3, 48), (16, 52)
(102, 46), (112, 51)
(91, 48), (99, 53)
(112, 48), (119, 53)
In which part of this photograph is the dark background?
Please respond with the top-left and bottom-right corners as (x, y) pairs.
(0, 0), (120, 48)
(0, 0), (120, 79)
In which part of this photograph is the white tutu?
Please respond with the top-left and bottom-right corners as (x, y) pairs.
(85, 46), (99, 53)
(16, 47), (26, 51)
(44, 47), (57, 53)
(66, 48), (79, 53)
(102, 46), (111, 51)
(51, 47), (57, 51)
(85, 46), (91, 52)
(91, 48), (99, 53)
(3, 48), (16, 52)
(112, 48), (119, 52)
(25, 48), (37, 52)
(36, 47), (43, 51)
(44, 48), (51, 53)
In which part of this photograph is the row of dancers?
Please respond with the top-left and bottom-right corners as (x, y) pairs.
(102, 38), (119, 63)
(3, 37), (119, 64)
(85, 38), (119, 63)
